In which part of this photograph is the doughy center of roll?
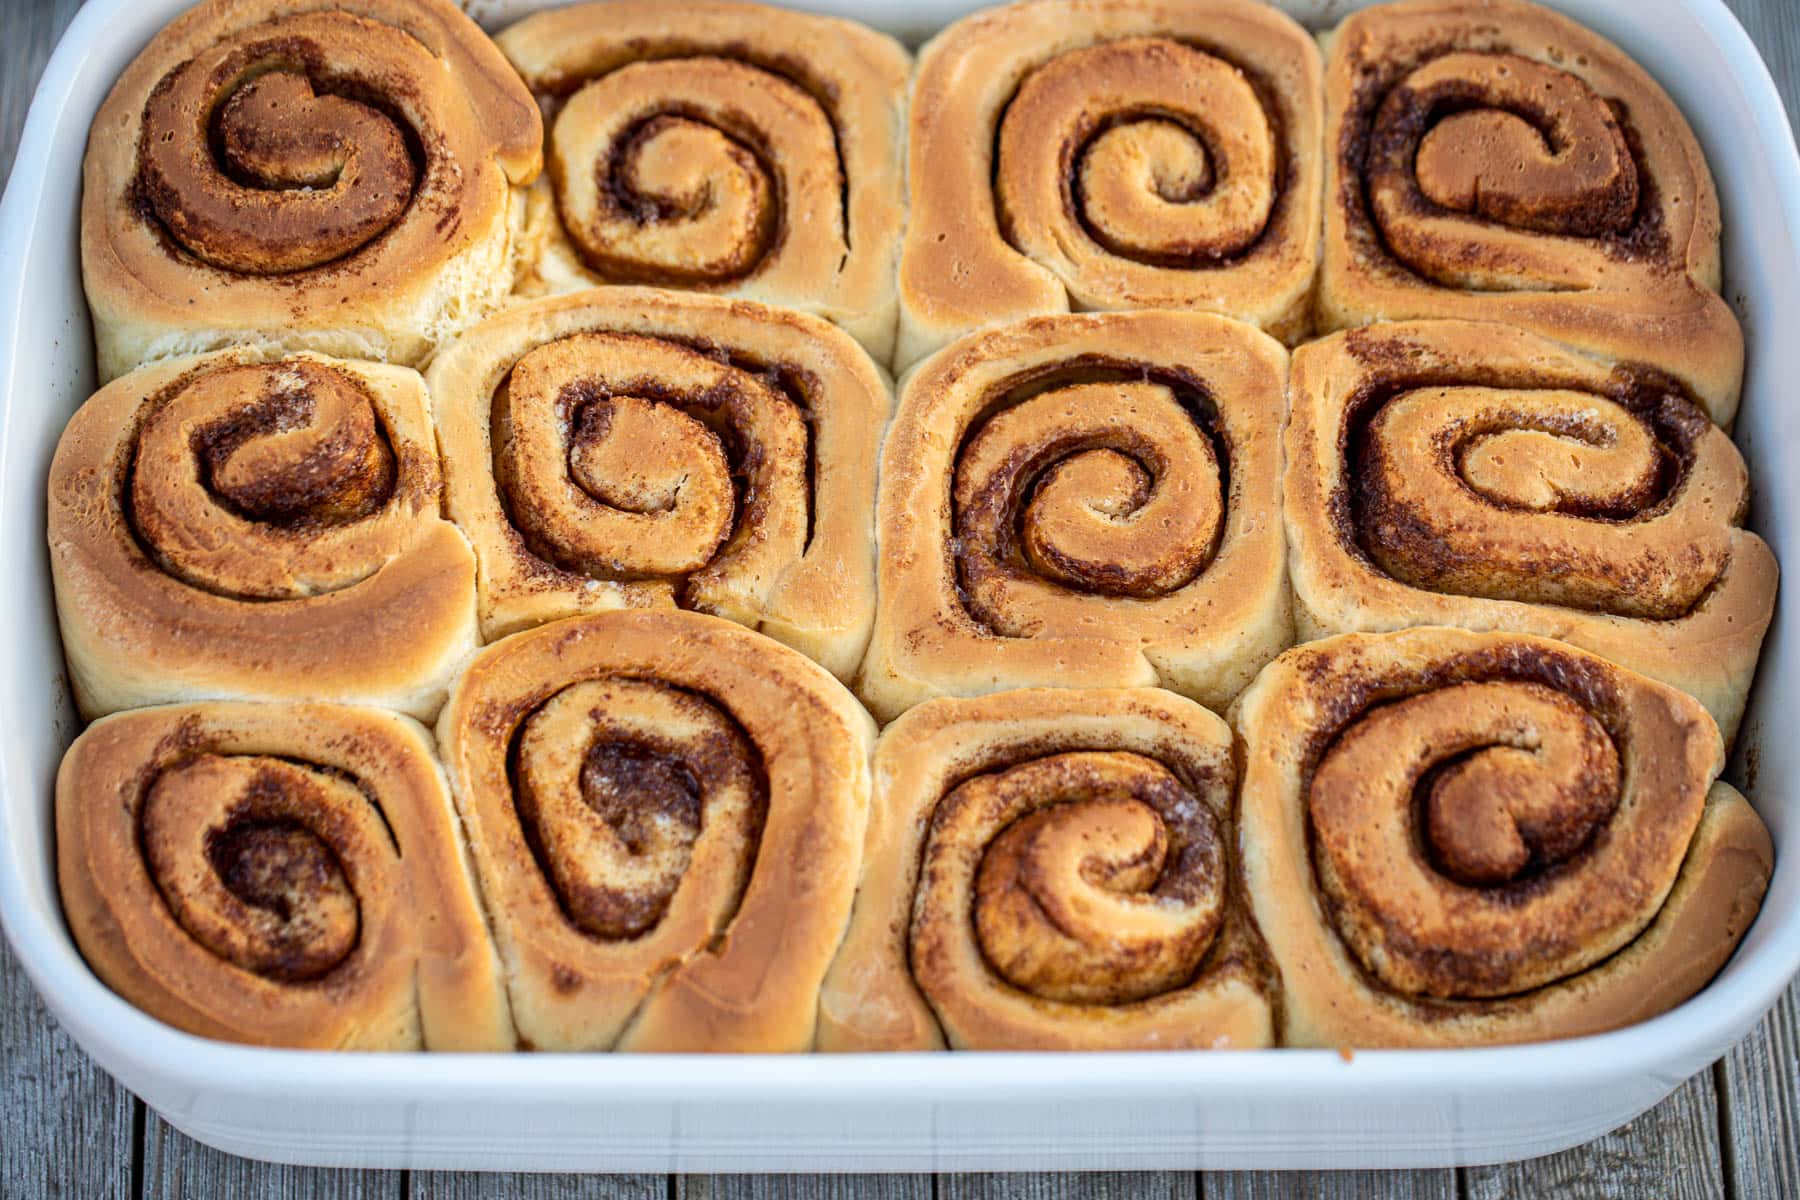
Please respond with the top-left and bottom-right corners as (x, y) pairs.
(550, 57), (843, 284)
(997, 37), (1278, 268)
(141, 754), (369, 982)
(137, 18), (425, 275)
(927, 751), (1225, 1005)
(129, 359), (409, 601)
(1361, 51), (1644, 290)
(954, 380), (1224, 627)
(1352, 384), (1734, 619)
(1408, 54), (1637, 238)
(1307, 680), (1701, 999)
(512, 678), (766, 940)
(493, 331), (808, 603)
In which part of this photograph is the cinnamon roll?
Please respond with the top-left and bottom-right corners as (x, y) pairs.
(1319, 0), (1743, 423)
(57, 701), (511, 1049)
(82, 0), (542, 382)
(1285, 321), (1776, 742)
(428, 289), (887, 682)
(896, 0), (1323, 371)
(498, 0), (908, 363)
(436, 610), (874, 1052)
(49, 349), (478, 721)
(859, 311), (1291, 724)
(1235, 628), (1771, 1048)
(818, 687), (1273, 1051)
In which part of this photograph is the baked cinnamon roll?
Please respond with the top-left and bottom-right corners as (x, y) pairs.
(436, 611), (874, 1052)
(818, 687), (1273, 1051)
(897, 0), (1323, 370)
(859, 310), (1291, 723)
(81, 0), (542, 382)
(1285, 321), (1775, 741)
(49, 349), (478, 721)
(427, 289), (886, 682)
(57, 701), (511, 1049)
(1235, 628), (1771, 1048)
(1319, 0), (1743, 422)
(498, 0), (908, 362)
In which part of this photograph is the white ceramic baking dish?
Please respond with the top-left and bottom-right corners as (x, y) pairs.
(2, 0), (1797, 1172)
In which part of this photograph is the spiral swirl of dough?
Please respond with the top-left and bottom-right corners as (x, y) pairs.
(921, 751), (1227, 1008)
(818, 687), (1273, 1051)
(428, 289), (887, 681)
(1318, 0), (1742, 421)
(498, 0), (908, 361)
(437, 610), (874, 1052)
(126, 359), (415, 601)
(1363, 52), (1643, 291)
(996, 38), (1280, 272)
(56, 702), (511, 1049)
(510, 677), (764, 944)
(1352, 382), (1733, 621)
(82, 0), (541, 379)
(896, 0), (1323, 369)
(49, 351), (478, 720)
(492, 332), (805, 606)
(1282, 320), (1776, 741)
(134, 20), (425, 276)
(859, 310), (1290, 723)
(1236, 628), (1773, 1048)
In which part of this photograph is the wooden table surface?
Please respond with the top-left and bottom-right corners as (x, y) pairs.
(4, 0), (1798, 1194)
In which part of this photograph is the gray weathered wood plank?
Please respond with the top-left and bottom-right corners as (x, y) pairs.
(681, 1177), (932, 1200)
(142, 1112), (404, 1200)
(1208, 1171), (1456, 1200)
(940, 1173), (1191, 1200)
(1717, 979), (1800, 1200)
(1727, 0), (1800, 133)
(0, 0), (84, 184)
(0, 936), (137, 1200)
(415, 1171), (665, 1199)
(1463, 1072), (1726, 1200)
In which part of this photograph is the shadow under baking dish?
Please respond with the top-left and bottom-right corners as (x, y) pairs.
(1, 0), (1798, 1173)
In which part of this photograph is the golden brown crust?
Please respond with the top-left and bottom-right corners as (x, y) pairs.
(48, 348), (478, 721)
(82, 0), (542, 381)
(436, 610), (875, 1052)
(499, 0), (908, 363)
(56, 701), (512, 1050)
(427, 289), (888, 682)
(818, 687), (1273, 1051)
(1284, 320), (1775, 742)
(1318, 0), (1743, 423)
(859, 310), (1291, 724)
(897, 0), (1323, 370)
(1233, 628), (1771, 1048)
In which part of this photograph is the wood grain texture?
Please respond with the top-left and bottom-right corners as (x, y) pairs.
(0, 938), (136, 1200)
(1464, 1073), (1727, 1200)
(415, 1173), (665, 1199)
(1718, 982), (1800, 1200)
(1727, 0), (1800, 124)
(940, 1175), (1190, 1200)
(0, 0), (83, 182)
(0, 0), (1796, 1197)
(1209, 1172), (1455, 1200)
(681, 1177), (931, 1200)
